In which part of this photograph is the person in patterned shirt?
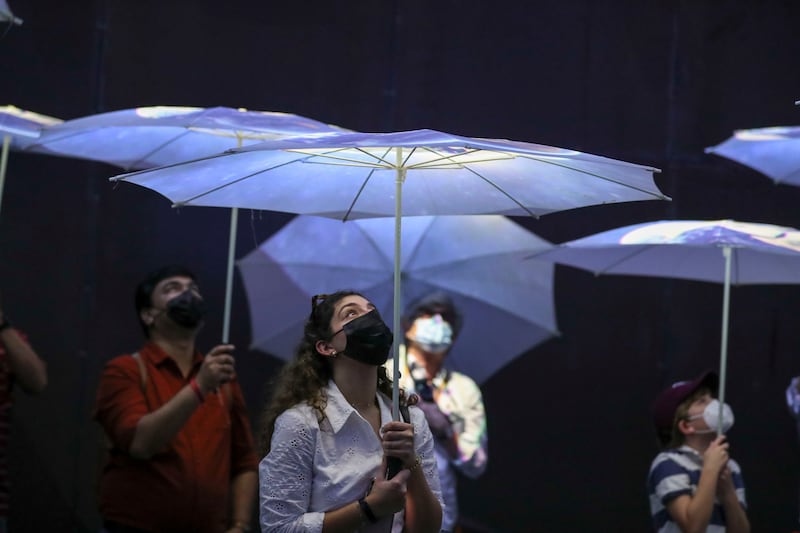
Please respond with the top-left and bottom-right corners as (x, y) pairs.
(387, 291), (488, 533)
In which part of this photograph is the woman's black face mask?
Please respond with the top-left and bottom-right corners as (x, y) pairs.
(332, 309), (394, 366)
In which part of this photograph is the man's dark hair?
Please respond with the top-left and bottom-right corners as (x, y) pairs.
(134, 264), (197, 337)
(401, 291), (463, 339)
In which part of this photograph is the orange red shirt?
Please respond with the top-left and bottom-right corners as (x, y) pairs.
(94, 341), (257, 533)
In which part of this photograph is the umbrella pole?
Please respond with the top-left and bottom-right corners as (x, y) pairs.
(222, 207), (238, 344)
(0, 135), (10, 216)
(391, 147), (404, 421)
(717, 245), (732, 436)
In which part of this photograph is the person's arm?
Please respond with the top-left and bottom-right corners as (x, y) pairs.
(716, 465), (750, 533)
(391, 408), (443, 533)
(226, 382), (258, 533)
(130, 344), (235, 458)
(226, 470), (257, 533)
(0, 314), (47, 394)
(259, 409), (320, 532)
(665, 437), (730, 533)
(443, 375), (488, 479)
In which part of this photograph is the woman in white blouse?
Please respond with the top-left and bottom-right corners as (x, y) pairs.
(257, 291), (443, 533)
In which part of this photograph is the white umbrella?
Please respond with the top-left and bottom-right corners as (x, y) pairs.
(237, 214), (559, 385)
(706, 125), (800, 186)
(0, 0), (22, 25)
(110, 128), (669, 416)
(0, 105), (62, 215)
(529, 218), (800, 433)
(16, 105), (348, 341)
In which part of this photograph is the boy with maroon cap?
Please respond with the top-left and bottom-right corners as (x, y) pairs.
(646, 370), (750, 533)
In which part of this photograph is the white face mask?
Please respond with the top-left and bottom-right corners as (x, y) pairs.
(688, 399), (735, 434)
(409, 314), (453, 353)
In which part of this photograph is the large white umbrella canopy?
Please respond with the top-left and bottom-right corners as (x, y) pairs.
(111, 127), (669, 415)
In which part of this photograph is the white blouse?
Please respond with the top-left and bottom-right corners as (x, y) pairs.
(259, 380), (443, 533)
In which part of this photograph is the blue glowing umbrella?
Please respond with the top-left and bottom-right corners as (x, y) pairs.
(110, 128), (668, 415)
(0, 105), (62, 214)
(530, 218), (800, 433)
(0, 0), (22, 25)
(21, 105), (349, 341)
(706, 126), (800, 186)
(237, 214), (559, 385)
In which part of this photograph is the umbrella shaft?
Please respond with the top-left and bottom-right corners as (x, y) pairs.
(717, 246), (732, 435)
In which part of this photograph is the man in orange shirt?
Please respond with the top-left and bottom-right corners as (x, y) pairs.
(94, 265), (257, 533)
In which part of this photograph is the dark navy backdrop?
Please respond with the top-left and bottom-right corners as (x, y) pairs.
(2, 1), (800, 531)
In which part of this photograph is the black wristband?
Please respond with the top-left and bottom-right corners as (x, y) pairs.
(0, 317), (11, 332)
(358, 498), (378, 523)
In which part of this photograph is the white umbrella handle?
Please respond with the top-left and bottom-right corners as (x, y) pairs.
(0, 135), (10, 216)
(717, 245), (732, 436)
(391, 146), (403, 421)
(222, 207), (238, 344)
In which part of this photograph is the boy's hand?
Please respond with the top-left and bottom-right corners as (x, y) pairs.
(703, 434), (730, 476)
(716, 465), (736, 499)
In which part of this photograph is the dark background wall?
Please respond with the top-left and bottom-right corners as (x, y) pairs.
(2, 1), (800, 531)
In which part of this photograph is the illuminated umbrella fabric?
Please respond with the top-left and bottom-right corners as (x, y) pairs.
(0, 105), (62, 214)
(25, 105), (348, 171)
(0, 0), (22, 25)
(110, 127), (668, 416)
(237, 214), (559, 385)
(22, 105), (349, 341)
(529, 219), (800, 433)
(706, 126), (800, 186)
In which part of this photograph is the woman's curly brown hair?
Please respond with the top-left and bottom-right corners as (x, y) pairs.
(256, 290), (411, 457)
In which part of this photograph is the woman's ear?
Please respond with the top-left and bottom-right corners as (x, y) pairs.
(315, 340), (336, 357)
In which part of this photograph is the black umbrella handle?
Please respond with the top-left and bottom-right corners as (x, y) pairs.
(386, 457), (403, 479)
(386, 402), (412, 479)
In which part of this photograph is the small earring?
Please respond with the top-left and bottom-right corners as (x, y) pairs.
(330, 350), (337, 357)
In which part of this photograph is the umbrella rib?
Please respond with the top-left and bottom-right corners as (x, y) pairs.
(342, 167), (379, 221)
(403, 218), (435, 267)
(129, 129), (195, 170)
(515, 154), (666, 198)
(111, 151), (234, 180)
(407, 147), (514, 169)
(457, 165), (540, 218)
(174, 155), (317, 205)
(589, 245), (656, 274)
(289, 146), (396, 170)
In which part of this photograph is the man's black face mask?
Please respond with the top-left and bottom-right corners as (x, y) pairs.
(166, 290), (207, 328)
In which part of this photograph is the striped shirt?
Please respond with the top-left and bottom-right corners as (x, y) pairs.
(647, 445), (746, 532)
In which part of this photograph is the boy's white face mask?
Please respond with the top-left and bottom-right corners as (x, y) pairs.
(687, 399), (734, 434)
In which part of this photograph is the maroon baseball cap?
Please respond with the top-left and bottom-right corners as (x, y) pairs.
(652, 369), (718, 436)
